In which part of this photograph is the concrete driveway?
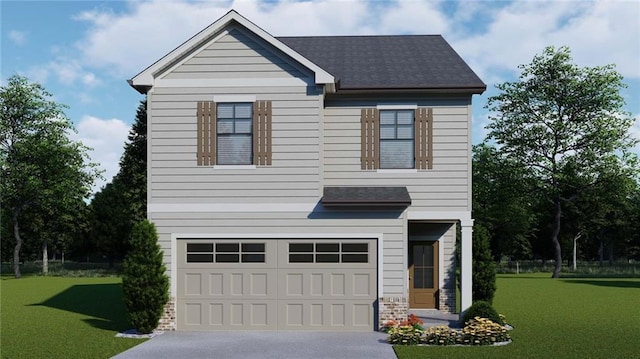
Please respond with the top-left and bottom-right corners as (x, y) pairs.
(112, 331), (396, 359)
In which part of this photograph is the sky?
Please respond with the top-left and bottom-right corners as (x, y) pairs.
(2, 0), (639, 193)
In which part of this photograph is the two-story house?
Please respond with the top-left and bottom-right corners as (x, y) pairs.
(129, 10), (485, 332)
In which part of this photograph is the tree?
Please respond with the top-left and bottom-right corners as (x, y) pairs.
(472, 224), (497, 303)
(472, 143), (536, 263)
(122, 220), (169, 334)
(485, 46), (637, 278)
(89, 100), (147, 263)
(0, 75), (100, 278)
(117, 100), (147, 223)
(90, 179), (131, 268)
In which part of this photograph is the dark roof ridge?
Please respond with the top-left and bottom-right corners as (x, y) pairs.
(277, 34), (443, 39)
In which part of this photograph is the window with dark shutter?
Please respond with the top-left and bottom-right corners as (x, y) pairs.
(197, 100), (272, 166)
(361, 107), (433, 170)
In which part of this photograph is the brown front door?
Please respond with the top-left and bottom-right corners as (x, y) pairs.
(409, 241), (439, 309)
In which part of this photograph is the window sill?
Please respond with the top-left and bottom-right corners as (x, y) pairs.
(376, 169), (418, 174)
(213, 165), (257, 170)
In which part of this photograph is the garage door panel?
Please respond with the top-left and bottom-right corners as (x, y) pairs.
(179, 299), (278, 330)
(277, 269), (376, 300)
(276, 300), (374, 330)
(179, 269), (278, 299)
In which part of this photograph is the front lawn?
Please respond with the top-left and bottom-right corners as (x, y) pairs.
(1, 276), (143, 359)
(395, 273), (640, 359)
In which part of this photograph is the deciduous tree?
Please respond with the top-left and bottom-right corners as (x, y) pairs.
(0, 75), (100, 278)
(485, 46), (637, 277)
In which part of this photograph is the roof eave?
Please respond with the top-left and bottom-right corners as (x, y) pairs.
(334, 86), (487, 95)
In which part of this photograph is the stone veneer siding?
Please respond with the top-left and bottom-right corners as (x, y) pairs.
(378, 296), (408, 329)
(156, 298), (176, 331)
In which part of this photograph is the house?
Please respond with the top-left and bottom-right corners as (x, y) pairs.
(128, 10), (485, 331)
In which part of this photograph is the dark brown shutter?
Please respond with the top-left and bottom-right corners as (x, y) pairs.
(415, 107), (433, 169)
(360, 108), (380, 170)
(197, 101), (216, 166)
(253, 100), (272, 166)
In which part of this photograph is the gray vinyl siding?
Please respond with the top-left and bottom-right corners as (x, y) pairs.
(441, 224), (457, 295)
(323, 99), (472, 212)
(149, 86), (322, 203)
(162, 27), (307, 80)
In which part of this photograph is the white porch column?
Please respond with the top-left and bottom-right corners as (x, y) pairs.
(460, 219), (474, 316)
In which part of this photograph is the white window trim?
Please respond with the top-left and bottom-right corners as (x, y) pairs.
(213, 95), (257, 103)
(376, 104), (418, 110)
(212, 165), (257, 170)
(376, 169), (418, 174)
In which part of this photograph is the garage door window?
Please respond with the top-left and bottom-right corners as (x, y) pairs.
(289, 242), (368, 263)
(186, 242), (265, 263)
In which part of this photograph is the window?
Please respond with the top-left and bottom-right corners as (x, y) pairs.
(186, 242), (265, 263)
(196, 100), (272, 166)
(380, 110), (414, 169)
(288, 242), (368, 263)
(361, 107), (432, 170)
(217, 103), (253, 165)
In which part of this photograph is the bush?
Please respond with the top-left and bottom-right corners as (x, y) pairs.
(462, 300), (503, 325)
(473, 224), (497, 303)
(424, 326), (461, 346)
(122, 220), (169, 334)
(461, 317), (511, 345)
(387, 325), (423, 345)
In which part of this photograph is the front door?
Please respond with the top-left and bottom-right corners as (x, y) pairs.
(409, 241), (439, 308)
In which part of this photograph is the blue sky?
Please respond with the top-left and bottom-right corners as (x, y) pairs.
(2, 0), (639, 192)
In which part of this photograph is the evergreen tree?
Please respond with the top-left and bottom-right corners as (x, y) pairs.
(122, 220), (168, 334)
(117, 100), (147, 223)
(472, 224), (497, 303)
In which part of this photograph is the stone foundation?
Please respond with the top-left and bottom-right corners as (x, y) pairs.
(378, 296), (408, 329)
(439, 289), (456, 313)
(156, 298), (176, 331)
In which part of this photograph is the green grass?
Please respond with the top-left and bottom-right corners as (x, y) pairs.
(1, 276), (144, 359)
(395, 274), (640, 359)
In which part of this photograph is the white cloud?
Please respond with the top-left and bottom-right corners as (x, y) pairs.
(70, 116), (130, 193)
(8, 30), (26, 45)
(450, 1), (640, 82)
(27, 57), (101, 88)
(71, 0), (638, 83)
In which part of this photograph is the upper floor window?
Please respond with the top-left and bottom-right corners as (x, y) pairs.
(379, 110), (414, 169)
(361, 107), (432, 170)
(217, 103), (253, 165)
(196, 100), (272, 166)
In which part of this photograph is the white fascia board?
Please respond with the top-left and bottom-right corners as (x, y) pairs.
(129, 10), (335, 89)
(149, 203), (317, 213)
(407, 210), (472, 223)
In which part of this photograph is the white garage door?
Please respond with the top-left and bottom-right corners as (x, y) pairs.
(176, 238), (377, 331)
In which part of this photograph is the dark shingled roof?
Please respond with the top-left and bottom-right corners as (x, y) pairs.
(321, 186), (412, 207)
(277, 35), (485, 93)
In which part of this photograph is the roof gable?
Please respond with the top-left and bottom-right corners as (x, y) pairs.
(129, 10), (335, 93)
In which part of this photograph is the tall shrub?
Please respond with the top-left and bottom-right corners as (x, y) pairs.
(473, 224), (497, 303)
(122, 220), (169, 333)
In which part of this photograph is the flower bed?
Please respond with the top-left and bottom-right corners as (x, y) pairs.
(387, 316), (512, 346)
